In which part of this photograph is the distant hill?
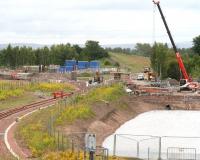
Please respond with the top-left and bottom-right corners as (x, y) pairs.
(0, 43), (48, 49)
(176, 42), (193, 49)
(102, 44), (135, 49)
(103, 42), (193, 49)
(0, 42), (193, 50)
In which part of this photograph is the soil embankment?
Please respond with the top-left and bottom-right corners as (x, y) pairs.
(10, 94), (200, 159)
(62, 94), (200, 147)
(62, 95), (163, 147)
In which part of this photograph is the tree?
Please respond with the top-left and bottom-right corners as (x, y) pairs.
(151, 43), (169, 79)
(192, 35), (200, 55)
(166, 60), (180, 80)
(134, 43), (152, 57)
(73, 45), (82, 55)
(81, 40), (108, 60)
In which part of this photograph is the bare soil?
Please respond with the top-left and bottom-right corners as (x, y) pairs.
(61, 95), (165, 147)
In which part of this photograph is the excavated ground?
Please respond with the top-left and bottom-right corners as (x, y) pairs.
(60, 94), (200, 148)
(7, 94), (200, 159)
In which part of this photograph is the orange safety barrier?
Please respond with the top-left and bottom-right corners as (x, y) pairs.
(53, 91), (73, 99)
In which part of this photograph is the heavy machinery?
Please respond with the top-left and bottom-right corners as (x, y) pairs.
(153, 0), (199, 91)
(88, 71), (103, 85)
(143, 67), (156, 81)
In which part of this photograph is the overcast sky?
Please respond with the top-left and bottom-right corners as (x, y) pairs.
(0, 0), (200, 45)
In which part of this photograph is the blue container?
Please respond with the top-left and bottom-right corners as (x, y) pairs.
(65, 60), (76, 67)
(65, 66), (74, 72)
(78, 61), (89, 70)
(90, 61), (100, 69)
(59, 67), (65, 73)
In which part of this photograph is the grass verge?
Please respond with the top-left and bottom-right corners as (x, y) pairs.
(0, 92), (40, 111)
(0, 81), (76, 110)
(42, 151), (140, 160)
(16, 83), (125, 158)
(108, 52), (150, 72)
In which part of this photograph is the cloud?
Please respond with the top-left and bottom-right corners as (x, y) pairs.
(0, 0), (200, 44)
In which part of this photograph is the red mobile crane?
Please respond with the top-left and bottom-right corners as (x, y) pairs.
(153, 0), (198, 91)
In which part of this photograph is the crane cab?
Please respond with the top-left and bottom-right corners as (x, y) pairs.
(180, 79), (187, 86)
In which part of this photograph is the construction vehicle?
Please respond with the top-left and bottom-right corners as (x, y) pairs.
(143, 67), (156, 81)
(93, 71), (103, 83)
(88, 71), (103, 85)
(153, 0), (199, 91)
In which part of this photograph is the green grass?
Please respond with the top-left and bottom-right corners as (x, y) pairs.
(31, 82), (76, 92)
(0, 81), (76, 110)
(16, 84), (125, 158)
(42, 151), (140, 160)
(108, 52), (150, 73)
(0, 92), (40, 111)
(15, 107), (57, 157)
(78, 72), (94, 77)
(56, 104), (94, 125)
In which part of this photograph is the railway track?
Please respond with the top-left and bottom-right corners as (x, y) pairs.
(0, 98), (57, 120)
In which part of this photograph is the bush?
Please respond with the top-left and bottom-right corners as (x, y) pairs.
(56, 105), (94, 125)
(19, 122), (56, 157)
(0, 89), (25, 100)
(31, 82), (76, 92)
(104, 60), (111, 66)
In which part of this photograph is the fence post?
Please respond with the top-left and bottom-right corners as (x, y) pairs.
(61, 134), (64, 151)
(158, 137), (162, 160)
(137, 141), (139, 158)
(113, 134), (117, 156)
(58, 131), (60, 150)
(84, 151), (86, 160)
(72, 139), (74, 153)
(148, 147), (150, 160)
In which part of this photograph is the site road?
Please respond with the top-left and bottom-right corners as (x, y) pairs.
(0, 98), (58, 159)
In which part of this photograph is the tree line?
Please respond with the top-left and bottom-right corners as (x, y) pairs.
(151, 35), (200, 79)
(0, 40), (109, 68)
(106, 35), (200, 79)
(106, 43), (153, 57)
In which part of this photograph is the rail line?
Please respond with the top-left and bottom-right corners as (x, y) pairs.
(0, 98), (57, 120)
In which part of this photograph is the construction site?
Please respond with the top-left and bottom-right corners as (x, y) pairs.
(0, 0), (200, 160)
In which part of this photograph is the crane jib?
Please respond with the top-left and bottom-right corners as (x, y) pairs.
(154, 1), (190, 81)
(175, 52), (189, 81)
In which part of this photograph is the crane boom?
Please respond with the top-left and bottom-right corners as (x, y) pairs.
(153, 0), (189, 81)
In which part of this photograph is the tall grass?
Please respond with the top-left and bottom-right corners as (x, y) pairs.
(0, 81), (76, 101)
(42, 151), (137, 160)
(56, 104), (94, 125)
(55, 84), (124, 125)
(109, 52), (150, 72)
(31, 82), (76, 92)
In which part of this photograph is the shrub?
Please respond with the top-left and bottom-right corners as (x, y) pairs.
(31, 82), (76, 92)
(56, 105), (94, 125)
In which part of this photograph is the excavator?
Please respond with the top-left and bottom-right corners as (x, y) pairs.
(153, 0), (199, 91)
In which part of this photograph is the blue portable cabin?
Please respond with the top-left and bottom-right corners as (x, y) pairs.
(90, 61), (100, 69)
(65, 60), (77, 67)
(65, 66), (74, 72)
(58, 66), (65, 73)
(78, 61), (89, 70)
